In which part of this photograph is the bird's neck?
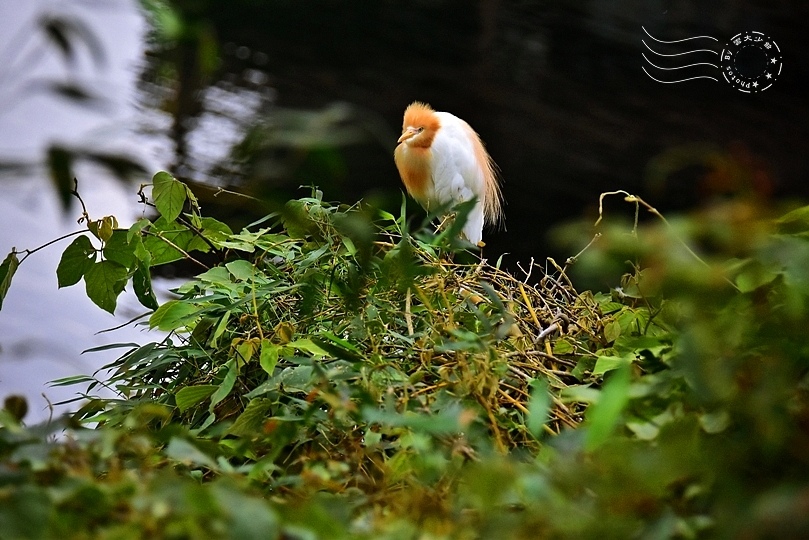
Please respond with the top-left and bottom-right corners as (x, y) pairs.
(395, 145), (432, 202)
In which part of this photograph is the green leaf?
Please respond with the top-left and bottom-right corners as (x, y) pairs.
(0, 251), (20, 310)
(199, 216), (233, 246)
(259, 339), (279, 375)
(98, 215), (117, 242)
(133, 264), (159, 310)
(132, 234), (152, 265)
(149, 299), (199, 331)
(526, 378), (550, 439)
(227, 398), (272, 436)
(210, 311), (231, 348)
(226, 259), (255, 282)
(552, 338), (574, 355)
(592, 354), (633, 377)
(165, 437), (217, 469)
(585, 365), (631, 451)
(56, 235), (95, 288)
(143, 217), (195, 265)
(127, 217), (151, 243)
(152, 171), (187, 222)
(604, 320), (621, 343)
(175, 385), (218, 413)
(102, 229), (135, 268)
(560, 385), (601, 404)
(735, 260), (779, 293)
(288, 338), (330, 357)
(626, 419), (660, 440)
(699, 409), (730, 434)
(197, 266), (232, 285)
(83, 260), (128, 314)
(210, 360), (237, 407)
(235, 338), (257, 368)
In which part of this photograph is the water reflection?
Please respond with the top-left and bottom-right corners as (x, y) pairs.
(0, 0), (157, 422)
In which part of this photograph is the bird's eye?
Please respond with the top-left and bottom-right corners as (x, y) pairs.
(417, 127), (424, 133)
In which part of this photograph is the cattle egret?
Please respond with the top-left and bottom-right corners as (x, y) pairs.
(394, 101), (503, 246)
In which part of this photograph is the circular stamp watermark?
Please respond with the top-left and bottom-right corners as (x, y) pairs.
(642, 27), (783, 94)
(720, 31), (782, 93)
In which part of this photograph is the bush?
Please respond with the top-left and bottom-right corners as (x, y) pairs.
(1, 175), (808, 538)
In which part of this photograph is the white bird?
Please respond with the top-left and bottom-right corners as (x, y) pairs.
(394, 101), (503, 246)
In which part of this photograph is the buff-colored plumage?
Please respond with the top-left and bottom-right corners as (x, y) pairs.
(394, 101), (503, 245)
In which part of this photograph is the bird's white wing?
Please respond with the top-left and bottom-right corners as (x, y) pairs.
(430, 112), (486, 243)
(431, 112), (485, 203)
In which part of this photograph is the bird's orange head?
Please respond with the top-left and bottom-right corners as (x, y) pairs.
(397, 101), (441, 148)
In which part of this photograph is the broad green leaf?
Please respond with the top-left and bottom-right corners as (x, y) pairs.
(274, 322), (295, 344)
(282, 199), (315, 239)
(210, 360), (237, 407)
(585, 364), (631, 451)
(526, 378), (550, 439)
(143, 217), (195, 265)
(197, 267), (232, 285)
(127, 217), (151, 242)
(617, 308), (649, 335)
(56, 235), (95, 288)
(227, 398), (272, 436)
(165, 437), (217, 469)
(152, 171), (187, 222)
(603, 320), (621, 343)
(735, 260), (779, 292)
(552, 338), (574, 355)
(234, 338), (257, 367)
(626, 419), (660, 440)
(226, 259), (255, 282)
(132, 234), (152, 265)
(175, 385), (218, 413)
(246, 365), (313, 397)
(259, 339), (279, 375)
(560, 385), (600, 404)
(102, 229), (136, 268)
(775, 204), (809, 234)
(196, 217), (233, 248)
(149, 299), (199, 331)
(132, 264), (159, 310)
(83, 260), (127, 314)
(592, 354), (632, 377)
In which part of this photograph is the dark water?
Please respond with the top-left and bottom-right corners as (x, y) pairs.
(143, 0), (808, 264)
(1, 0), (807, 420)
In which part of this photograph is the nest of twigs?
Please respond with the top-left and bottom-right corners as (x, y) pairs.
(382, 248), (601, 451)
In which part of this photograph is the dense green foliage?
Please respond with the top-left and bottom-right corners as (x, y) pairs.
(2, 174), (809, 538)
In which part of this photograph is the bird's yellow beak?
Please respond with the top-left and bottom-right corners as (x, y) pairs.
(397, 127), (418, 144)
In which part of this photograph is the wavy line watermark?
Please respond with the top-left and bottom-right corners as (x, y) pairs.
(641, 26), (782, 93)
